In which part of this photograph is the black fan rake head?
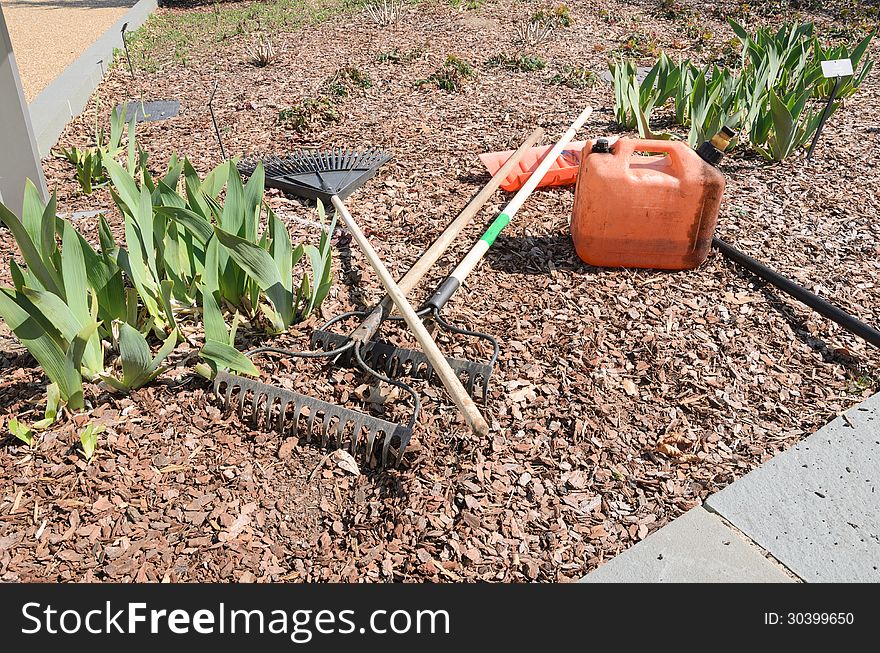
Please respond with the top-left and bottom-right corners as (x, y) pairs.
(237, 147), (392, 203)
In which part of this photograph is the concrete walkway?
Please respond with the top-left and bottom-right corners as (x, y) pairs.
(582, 392), (879, 583)
(1, 0), (138, 102)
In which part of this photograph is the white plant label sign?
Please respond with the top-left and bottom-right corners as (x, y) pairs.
(821, 58), (854, 78)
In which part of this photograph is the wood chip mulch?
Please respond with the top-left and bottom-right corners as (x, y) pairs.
(2, 0), (878, 582)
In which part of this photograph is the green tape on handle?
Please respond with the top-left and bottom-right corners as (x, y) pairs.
(480, 213), (510, 247)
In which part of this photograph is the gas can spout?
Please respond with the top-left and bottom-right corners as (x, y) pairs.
(592, 137), (611, 153)
(696, 126), (735, 167)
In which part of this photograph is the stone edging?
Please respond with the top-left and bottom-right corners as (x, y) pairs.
(581, 392), (879, 583)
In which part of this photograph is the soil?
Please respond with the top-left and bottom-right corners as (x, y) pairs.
(1, 0), (879, 582)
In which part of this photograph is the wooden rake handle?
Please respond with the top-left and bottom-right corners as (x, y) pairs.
(331, 195), (490, 437)
(349, 126), (545, 345)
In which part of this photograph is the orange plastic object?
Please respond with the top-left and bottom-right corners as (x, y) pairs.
(479, 141), (588, 192)
(571, 139), (725, 270)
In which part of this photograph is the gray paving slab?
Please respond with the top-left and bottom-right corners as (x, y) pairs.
(705, 393), (880, 583)
(581, 507), (794, 583)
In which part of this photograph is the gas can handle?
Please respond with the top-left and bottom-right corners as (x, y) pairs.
(616, 139), (683, 173)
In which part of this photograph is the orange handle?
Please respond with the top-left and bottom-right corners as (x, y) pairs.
(616, 139), (683, 174)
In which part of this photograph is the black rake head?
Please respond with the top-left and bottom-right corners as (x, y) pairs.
(213, 371), (413, 468)
(238, 147), (392, 203)
(310, 323), (497, 403)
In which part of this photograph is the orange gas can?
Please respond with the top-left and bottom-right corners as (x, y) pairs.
(570, 138), (725, 270)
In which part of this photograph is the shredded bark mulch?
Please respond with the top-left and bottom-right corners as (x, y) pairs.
(2, 0), (878, 582)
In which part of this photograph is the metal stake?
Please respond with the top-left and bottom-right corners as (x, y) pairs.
(120, 23), (134, 79)
(806, 76), (841, 161)
(208, 81), (227, 160)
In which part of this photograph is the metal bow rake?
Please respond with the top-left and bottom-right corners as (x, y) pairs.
(311, 292), (500, 403)
(214, 337), (421, 467)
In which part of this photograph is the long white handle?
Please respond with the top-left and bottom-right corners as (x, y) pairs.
(449, 106), (593, 283)
(331, 195), (490, 437)
(349, 127), (545, 336)
(508, 106), (593, 216)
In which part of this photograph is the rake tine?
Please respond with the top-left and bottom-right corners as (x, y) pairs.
(383, 426), (411, 468)
(419, 357), (433, 380)
(432, 306), (499, 363)
(320, 414), (332, 448)
(399, 429), (413, 461)
(336, 418), (349, 452)
(236, 389), (246, 420)
(392, 352), (409, 376)
(251, 389), (263, 424)
(311, 328), (494, 403)
(214, 372), (413, 468)
(278, 398), (290, 433)
(337, 149), (363, 198)
(382, 434), (393, 468)
(293, 397), (306, 436)
(350, 417), (365, 456)
(300, 403), (312, 437)
(351, 341), (420, 468)
(264, 392), (276, 428)
(333, 417), (343, 450)
(365, 428), (379, 466)
(222, 379), (233, 405)
(408, 352), (428, 378)
(307, 407), (319, 443)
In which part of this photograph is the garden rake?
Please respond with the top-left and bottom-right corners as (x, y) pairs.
(251, 148), (490, 436)
(307, 131), (546, 404)
(219, 148), (419, 467)
(314, 108), (593, 402)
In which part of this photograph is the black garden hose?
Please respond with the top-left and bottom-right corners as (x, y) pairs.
(712, 236), (880, 348)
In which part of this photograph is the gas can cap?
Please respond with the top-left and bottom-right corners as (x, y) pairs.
(593, 137), (611, 153)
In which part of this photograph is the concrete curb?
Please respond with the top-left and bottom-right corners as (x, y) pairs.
(580, 507), (794, 583)
(580, 392), (879, 583)
(28, 0), (158, 158)
(705, 392), (879, 582)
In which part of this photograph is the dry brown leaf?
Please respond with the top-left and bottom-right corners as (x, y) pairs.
(331, 450), (360, 476)
(355, 384), (398, 405)
(656, 442), (684, 457)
